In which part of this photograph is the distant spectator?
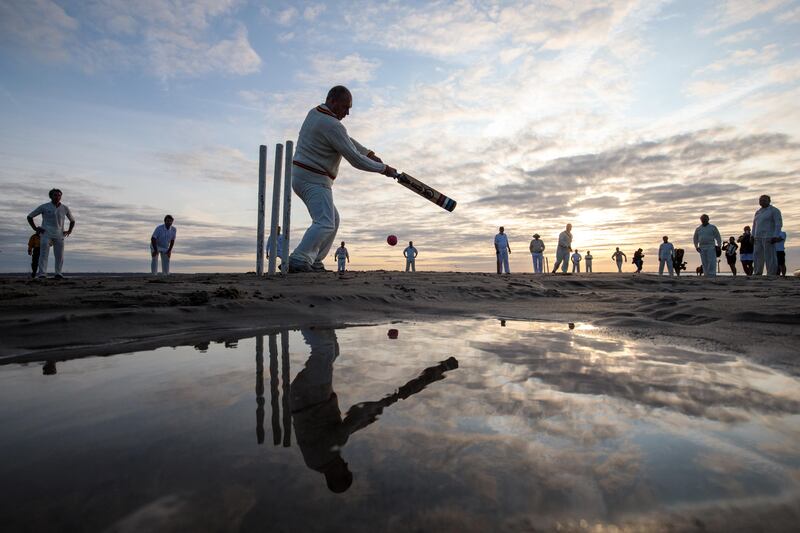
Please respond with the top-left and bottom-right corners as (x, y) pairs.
(658, 236), (674, 276)
(693, 214), (722, 278)
(611, 247), (627, 272)
(752, 195), (782, 276)
(151, 215), (176, 275)
(722, 236), (738, 276)
(584, 250), (593, 273)
(776, 231), (787, 277)
(529, 233), (545, 274)
(494, 227), (511, 274)
(571, 249), (582, 273)
(632, 248), (645, 273)
(737, 226), (754, 276)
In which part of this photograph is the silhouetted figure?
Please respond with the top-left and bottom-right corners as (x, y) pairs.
(552, 224), (572, 274)
(42, 361), (57, 375)
(611, 247), (627, 272)
(722, 237), (738, 276)
(632, 249), (645, 273)
(494, 227), (511, 274)
(752, 195), (782, 276)
(776, 231), (787, 277)
(291, 328), (458, 493)
(658, 236), (674, 276)
(737, 226), (755, 275)
(27, 233), (41, 279)
(673, 248), (687, 276)
(529, 233), (545, 273)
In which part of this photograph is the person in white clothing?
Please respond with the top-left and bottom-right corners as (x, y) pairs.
(776, 231), (787, 276)
(611, 247), (627, 272)
(552, 224), (573, 273)
(150, 215), (176, 275)
(288, 86), (396, 273)
(494, 227), (511, 274)
(584, 251), (593, 273)
(752, 195), (783, 276)
(658, 236), (675, 276)
(693, 214), (722, 278)
(334, 241), (349, 273)
(529, 233), (545, 273)
(571, 250), (582, 273)
(27, 188), (76, 279)
(404, 241), (418, 272)
(266, 226), (285, 267)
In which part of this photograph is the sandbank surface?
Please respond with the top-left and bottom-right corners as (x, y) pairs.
(0, 272), (798, 371)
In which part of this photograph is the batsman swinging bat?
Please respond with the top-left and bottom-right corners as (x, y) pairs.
(393, 172), (457, 212)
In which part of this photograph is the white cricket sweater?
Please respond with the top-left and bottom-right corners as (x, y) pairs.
(293, 104), (385, 181)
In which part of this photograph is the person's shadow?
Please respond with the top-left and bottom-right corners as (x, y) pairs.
(290, 328), (458, 493)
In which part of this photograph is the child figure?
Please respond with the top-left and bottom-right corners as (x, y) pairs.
(27, 232), (41, 279)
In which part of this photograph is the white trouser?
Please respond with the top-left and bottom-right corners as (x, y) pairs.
(554, 247), (569, 273)
(616, 259), (623, 272)
(497, 249), (510, 273)
(753, 237), (777, 276)
(38, 231), (64, 276)
(658, 258), (674, 276)
(337, 257), (346, 272)
(405, 258), (415, 272)
(585, 260), (592, 273)
(531, 253), (543, 273)
(699, 246), (717, 277)
(289, 170), (339, 266)
(572, 262), (580, 273)
(151, 247), (170, 275)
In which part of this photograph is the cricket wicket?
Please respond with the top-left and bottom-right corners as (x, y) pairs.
(257, 143), (293, 276)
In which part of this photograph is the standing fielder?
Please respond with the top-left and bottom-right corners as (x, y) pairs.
(335, 241), (349, 273)
(27, 188), (75, 279)
(552, 224), (572, 273)
(288, 86), (396, 273)
(494, 227), (511, 274)
(403, 241), (418, 272)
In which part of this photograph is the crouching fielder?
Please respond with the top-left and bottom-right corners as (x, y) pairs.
(288, 86), (396, 273)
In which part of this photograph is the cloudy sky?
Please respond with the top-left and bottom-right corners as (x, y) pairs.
(1, 0), (798, 273)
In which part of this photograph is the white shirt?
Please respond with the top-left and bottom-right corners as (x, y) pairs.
(658, 242), (674, 260)
(266, 234), (284, 256)
(752, 205), (783, 239)
(557, 230), (572, 249)
(404, 246), (418, 259)
(585, 254), (593, 263)
(293, 104), (385, 181)
(571, 252), (582, 263)
(494, 233), (509, 250)
(693, 223), (721, 248)
(529, 239), (545, 253)
(335, 246), (349, 260)
(152, 224), (177, 252)
(28, 202), (75, 234)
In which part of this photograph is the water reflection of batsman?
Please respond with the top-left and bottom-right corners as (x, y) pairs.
(291, 328), (458, 493)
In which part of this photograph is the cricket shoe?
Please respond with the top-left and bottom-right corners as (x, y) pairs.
(311, 262), (330, 272)
(288, 260), (313, 273)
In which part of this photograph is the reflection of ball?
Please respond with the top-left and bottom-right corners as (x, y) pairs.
(387, 329), (399, 339)
(387, 235), (398, 246)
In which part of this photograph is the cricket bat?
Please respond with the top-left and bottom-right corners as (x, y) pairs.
(392, 172), (457, 212)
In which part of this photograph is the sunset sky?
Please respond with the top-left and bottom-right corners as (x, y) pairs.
(1, 0), (798, 273)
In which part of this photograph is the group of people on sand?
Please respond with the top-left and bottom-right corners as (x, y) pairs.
(492, 195), (786, 278)
(23, 86), (789, 280)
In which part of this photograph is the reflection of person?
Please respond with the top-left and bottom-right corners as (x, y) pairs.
(752, 195), (782, 276)
(151, 215), (176, 275)
(403, 241), (418, 272)
(693, 214), (722, 278)
(288, 86), (396, 273)
(529, 233), (545, 273)
(658, 236), (674, 276)
(291, 328), (458, 493)
(584, 251), (593, 273)
(43, 361), (57, 375)
(570, 250), (582, 273)
(494, 227), (511, 274)
(611, 247), (627, 273)
(722, 237), (738, 276)
(334, 241), (349, 273)
(27, 188), (75, 280)
(552, 224), (572, 274)
(27, 232), (41, 279)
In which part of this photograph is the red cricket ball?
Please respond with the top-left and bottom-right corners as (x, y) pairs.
(387, 235), (398, 246)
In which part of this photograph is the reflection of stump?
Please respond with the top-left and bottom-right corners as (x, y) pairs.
(269, 334), (281, 445)
(281, 330), (291, 447)
(256, 336), (265, 444)
(496, 256), (501, 274)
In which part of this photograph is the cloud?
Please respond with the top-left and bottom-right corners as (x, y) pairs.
(699, 0), (789, 34)
(696, 44), (781, 73)
(303, 4), (327, 21)
(297, 54), (381, 85)
(0, 0), (261, 80)
(775, 5), (800, 23)
(275, 7), (298, 26)
(154, 146), (254, 185)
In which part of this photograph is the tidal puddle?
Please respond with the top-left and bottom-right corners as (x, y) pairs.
(1, 319), (799, 532)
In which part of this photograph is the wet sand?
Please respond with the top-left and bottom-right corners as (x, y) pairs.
(1, 272), (798, 371)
